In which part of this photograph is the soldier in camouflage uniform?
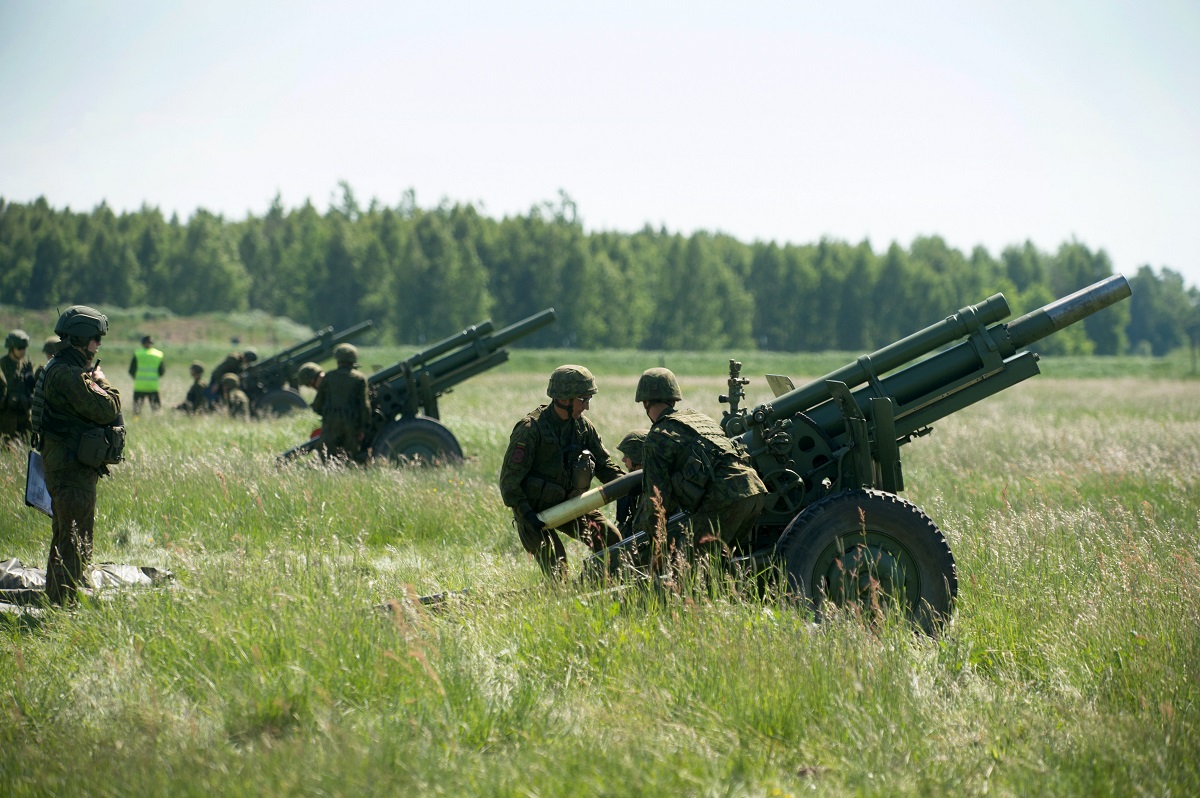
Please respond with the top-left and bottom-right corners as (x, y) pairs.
(33, 335), (63, 386)
(615, 429), (648, 537)
(175, 361), (212, 413)
(632, 367), (768, 564)
(32, 306), (125, 606)
(296, 361), (324, 390)
(206, 348), (257, 401)
(219, 373), (250, 418)
(1, 329), (35, 445)
(499, 365), (624, 577)
(310, 344), (371, 462)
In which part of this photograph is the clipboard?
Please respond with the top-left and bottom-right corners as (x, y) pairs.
(25, 450), (53, 517)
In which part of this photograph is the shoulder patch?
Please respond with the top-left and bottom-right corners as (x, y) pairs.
(510, 442), (527, 464)
(88, 380), (109, 397)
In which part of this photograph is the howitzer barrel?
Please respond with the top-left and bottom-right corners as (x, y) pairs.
(372, 308), (557, 390)
(1004, 274), (1131, 350)
(746, 275), (1132, 441)
(537, 471), (642, 530)
(756, 293), (1012, 426)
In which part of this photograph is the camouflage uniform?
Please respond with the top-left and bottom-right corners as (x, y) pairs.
(635, 406), (769, 555)
(499, 404), (624, 575)
(176, 362), (211, 413)
(311, 360), (371, 462)
(615, 429), (648, 537)
(36, 336), (123, 605)
(1, 332), (35, 444)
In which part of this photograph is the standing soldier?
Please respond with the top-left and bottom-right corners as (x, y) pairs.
(499, 365), (624, 578)
(632, 367), (768, 567)
(31, 306), (125, 606)
(310, 344), (371, 462)
(219, 373), (250, 418)
(1, 329), (35, 445)
(128, 335), (165, 413)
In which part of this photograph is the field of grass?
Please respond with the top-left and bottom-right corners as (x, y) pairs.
(1, 344), (1198, 796)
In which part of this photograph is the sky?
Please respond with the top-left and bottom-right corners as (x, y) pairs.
(2, 1), (1198, 288)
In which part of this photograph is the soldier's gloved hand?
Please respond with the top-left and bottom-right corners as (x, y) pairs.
(523, 510), (544, 532)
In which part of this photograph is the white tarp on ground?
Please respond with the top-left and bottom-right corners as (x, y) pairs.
(0, 558), (173, 615)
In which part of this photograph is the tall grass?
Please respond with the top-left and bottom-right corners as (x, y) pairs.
(2, 364), (1197, 796)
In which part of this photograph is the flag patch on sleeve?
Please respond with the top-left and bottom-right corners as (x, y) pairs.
(510, 443), (526, 464)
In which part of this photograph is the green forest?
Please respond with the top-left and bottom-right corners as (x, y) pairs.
(2, 186), (1197, 355)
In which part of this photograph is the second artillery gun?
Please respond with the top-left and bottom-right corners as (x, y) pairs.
(239, 320), (375, 416)
(280, 308), (557, 464)
(540, 276), (1132, 633)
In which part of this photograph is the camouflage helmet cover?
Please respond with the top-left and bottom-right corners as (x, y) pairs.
(297, 361), (322, 385)
(635, 367), (682, 403)
(42, 335), (61, 356)
(547, 364), (597, 400)
(54, 305), (109, 339)
(221, 373), (241, 389)
(617, 429), (649, 464)
(334, 343), (358, 365)
(5, 329), (31, 350)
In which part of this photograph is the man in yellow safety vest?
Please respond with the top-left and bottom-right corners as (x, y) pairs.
(128, 335), (165, 413)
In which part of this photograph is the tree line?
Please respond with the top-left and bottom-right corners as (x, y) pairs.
(2, 186), (1196, 355)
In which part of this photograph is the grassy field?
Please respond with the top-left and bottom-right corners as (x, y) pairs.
(1, 343), (1198, 796)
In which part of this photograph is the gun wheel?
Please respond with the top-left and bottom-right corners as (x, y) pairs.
(254, 389), (308, 416)
(372, 417), (464, 466)
(780, 489), (957, 635)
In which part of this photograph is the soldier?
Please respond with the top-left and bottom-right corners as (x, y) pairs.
(296, 361), (324, 391)
(219, 373), (250, 418)
(499, 365), (624, 578)
(310, 344), (371, 462)
(33, 336), (63, 385)
(632, 367), (768, 566)
(1, 329), (36, 445)
(127, 335), (165, 413)
(175, 361), (211, 413)
(615, 429), (649, 537)
(207, 347), (257, 401)
(31, 306), (125, 606)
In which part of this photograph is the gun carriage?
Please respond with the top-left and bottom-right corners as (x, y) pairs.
(240, 320), (375, 415)
(280, 308), (557, 464)
(552, 276), (1132, 632)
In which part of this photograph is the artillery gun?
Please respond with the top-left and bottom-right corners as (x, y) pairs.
(240, 320), (375, 415)
(280, 308), (557, 464)
(547, 275), (1132, 632)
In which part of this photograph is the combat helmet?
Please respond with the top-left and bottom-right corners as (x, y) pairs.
(189, 360), (205, 375)
(54, 305), (108, 340)
(42, 336), (60, 357)
(334, 343), (358, 366)
(547, 364), (597, 401)
(5, 329), (31, 351)
(297, 361), (322, 385)
(221, 373), (241, 389)
(617, 429), (649, 465)
(635, 367), (682, 403)
(242, 348), (258, 364)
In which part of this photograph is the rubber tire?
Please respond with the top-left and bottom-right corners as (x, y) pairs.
(372, 417), (464, 466)
(254, 388), (308, 416)
(780, 489), (957, 635)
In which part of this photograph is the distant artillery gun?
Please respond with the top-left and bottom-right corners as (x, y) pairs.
(240, 320), (375, 415)
(279, 308), (557, 464)
(543, 276), (1132, 633)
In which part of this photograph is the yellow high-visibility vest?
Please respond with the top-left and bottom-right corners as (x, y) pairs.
(133, 347), (164, 392)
